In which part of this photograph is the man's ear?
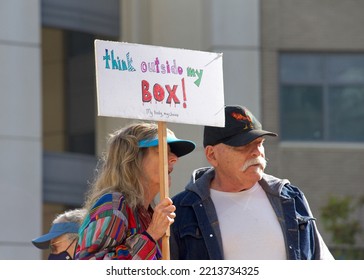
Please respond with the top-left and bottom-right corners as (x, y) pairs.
(205, 145), (218, 167)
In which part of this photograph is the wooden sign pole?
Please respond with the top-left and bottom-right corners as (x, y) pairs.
(158, 121), (170, 260)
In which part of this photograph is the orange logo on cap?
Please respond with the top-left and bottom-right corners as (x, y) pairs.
(231, 112), (253, 130)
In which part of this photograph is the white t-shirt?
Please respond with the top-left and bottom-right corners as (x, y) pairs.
(210, 182), (286, 259)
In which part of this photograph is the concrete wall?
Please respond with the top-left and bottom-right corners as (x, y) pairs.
(0, 0), (42, 259)
(261, 0), (364, 242)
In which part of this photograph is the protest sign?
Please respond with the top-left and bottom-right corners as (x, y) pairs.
(95, 40), (225, 127)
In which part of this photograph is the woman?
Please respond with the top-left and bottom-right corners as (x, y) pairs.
(75, 122), (195, 260)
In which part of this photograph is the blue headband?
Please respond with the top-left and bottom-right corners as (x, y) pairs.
(138, 135), (196, 157)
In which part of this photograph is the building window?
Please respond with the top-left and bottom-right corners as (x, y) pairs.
(42, 28), (97, 155)
(65, 31), (97, 155)
(280, 53), (364, 142)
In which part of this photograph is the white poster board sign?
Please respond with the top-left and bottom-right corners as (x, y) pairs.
(95, 40), (225, 127)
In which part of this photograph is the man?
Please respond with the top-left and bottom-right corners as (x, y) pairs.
(170, 105), (334, 260)
(32, 208), (86, 260)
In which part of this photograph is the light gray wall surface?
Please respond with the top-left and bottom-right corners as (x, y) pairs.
(0, 0), (42, 259)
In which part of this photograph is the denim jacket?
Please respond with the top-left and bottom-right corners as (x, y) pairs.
(170, 167), (334, 260)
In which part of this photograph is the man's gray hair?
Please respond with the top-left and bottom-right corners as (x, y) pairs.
(53, 208), (86, 225)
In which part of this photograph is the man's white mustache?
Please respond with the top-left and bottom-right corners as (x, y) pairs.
(241, 157), (267, 172)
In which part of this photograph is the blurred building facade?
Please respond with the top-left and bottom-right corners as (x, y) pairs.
(0, 0), (363, 259)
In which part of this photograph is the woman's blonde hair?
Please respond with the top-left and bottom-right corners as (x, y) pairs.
(83, 122), (160, 210)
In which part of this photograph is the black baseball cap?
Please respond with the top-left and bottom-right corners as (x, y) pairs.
(203, 105), (277, 147)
